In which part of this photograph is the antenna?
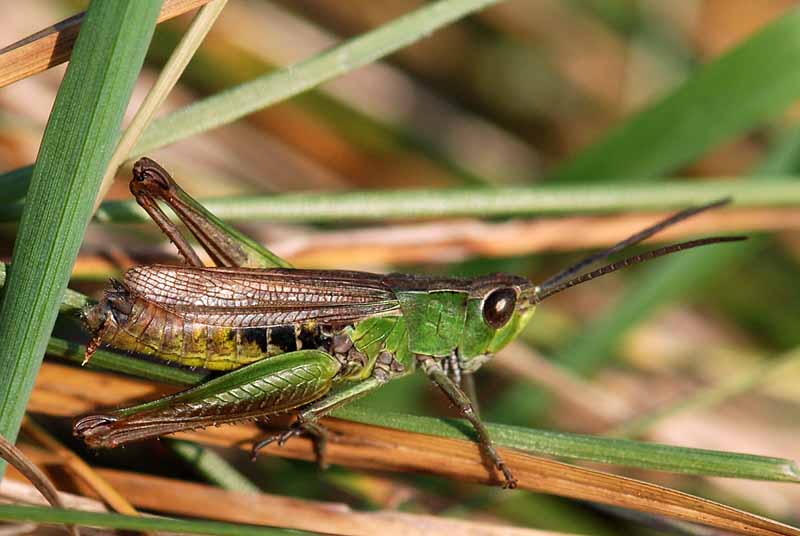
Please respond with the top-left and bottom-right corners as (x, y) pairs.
(538, 198), (732, 291)
(533, 236), (746, 304)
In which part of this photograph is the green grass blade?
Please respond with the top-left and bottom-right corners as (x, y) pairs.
(84, 177), (800, 223)
(0, 165), (32, 205)
(168, 439), (261, 494)
(334, 405), (800, 482)
(549, 8), (800, 183)
(0, 0), (162, 465)
(4, 4), (800, 201)
(0, 505), (307, 536)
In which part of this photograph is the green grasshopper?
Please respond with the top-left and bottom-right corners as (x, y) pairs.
(74, 158), (744, 488)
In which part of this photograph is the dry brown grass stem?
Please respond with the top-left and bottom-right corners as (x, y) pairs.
(21, 417), (142, 520)
(0, 430), (78, 535)
(72, 208), (800, 275)
(282, 208), (794, 267)
(0, 0), (213, 88)
(241, 207), (800, 267)
(38, 465), (569, 536)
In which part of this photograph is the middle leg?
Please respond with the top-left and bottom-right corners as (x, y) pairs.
(251, 374), (388, 468)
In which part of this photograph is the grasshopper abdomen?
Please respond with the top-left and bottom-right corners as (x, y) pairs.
(84, 280), (335, 371)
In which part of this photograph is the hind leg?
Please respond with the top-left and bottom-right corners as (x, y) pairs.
(250, 375), (387, 468)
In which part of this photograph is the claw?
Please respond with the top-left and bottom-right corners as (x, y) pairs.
(498, 462), (518, 489)
(250, 436), (277, 461)
(250, 421), (329, 468)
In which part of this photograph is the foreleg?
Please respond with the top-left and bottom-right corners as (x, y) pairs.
(417, 354), (517, 489)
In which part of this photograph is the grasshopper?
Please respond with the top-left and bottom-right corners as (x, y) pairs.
(74, 158), (744, 488)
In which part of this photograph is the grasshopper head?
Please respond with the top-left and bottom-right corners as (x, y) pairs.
(81, 279), (133, 334)
(457, 199), (748, 374)
(457, 274), (537, 373)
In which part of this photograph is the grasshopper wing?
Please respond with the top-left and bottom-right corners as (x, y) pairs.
(123, 265), (400, 327)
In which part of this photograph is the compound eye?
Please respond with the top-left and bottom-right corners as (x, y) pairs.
(482, 287), (517, 329)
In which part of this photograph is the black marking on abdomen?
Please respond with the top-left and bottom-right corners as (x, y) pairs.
(241, 327), (269, 354)
(269, 325), (297, 353)
(297, 323), (320, 350)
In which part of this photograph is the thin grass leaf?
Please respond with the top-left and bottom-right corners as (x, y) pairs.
(130, 0), (500, 158)
(0, 505), (308, 536)
(0, 264), (87, 313)
(4, 5), (800, 205)
(168, 439), (261, 494)
(0, 2), (162, 466)
(86, 178), (800, 224)
(46, 337), (207, 386)
(332, 405), (800, 483)
(0, 0), (500, 197)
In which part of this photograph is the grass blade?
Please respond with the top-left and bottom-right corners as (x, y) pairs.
(46, 337), (207, 386)
(86, 177), (800, 224)
(333, 406), (800, 483)
(0, 1), (162, 468)
(0, 0), (501, 198)
(549, 8), (800, 183)
(4, 3), (800, 205)
(167, 439), (261, 494)
(0, 505), (306, 536)
(26, 352), (800, 483)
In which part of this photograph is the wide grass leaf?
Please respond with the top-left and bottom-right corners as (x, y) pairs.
(0, 1), (161, 466)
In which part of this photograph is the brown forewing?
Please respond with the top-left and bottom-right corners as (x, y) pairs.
(123, 265), (400, 327)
